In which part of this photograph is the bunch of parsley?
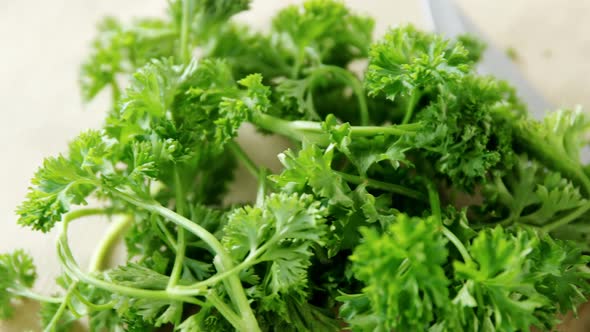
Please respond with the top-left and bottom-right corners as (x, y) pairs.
(3, 1), (590, 331)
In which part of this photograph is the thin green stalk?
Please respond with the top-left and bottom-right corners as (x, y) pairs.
(425, 180), (472, 263)
(291, 49), (305, 79)
(171, 253), (261, 294)
(64, 207), (122, 224)
(441, 227), (472, 264)
(208, 292), (244, 330)
(314, 65), (369, 125)
(113, 191), (227, 260)
(57, 221), (204, 307)
(168, 168), (187, 289)
(66, 299), (85, 318)
(425, 180), (442, 222)
(498, 215), (516, 226)
(491, 176), (513, 207)
(228, 140), (261, 180)
(349, 124), (421, 137)
(256, 168), (268, 207)
(44, 283), (76, 332)
(353, 87), (369, 126)
(251, 112), (328, 145)
(112, 190), (261, 332)
(152, 216), (178, 249)
(251, 113), (422, 146)
(44, 208), (128, 331)
(402, 91), (421, 124)
(335, 171), (426, 201)
(542, 202), (590, 233)
(88, 216), (132, 272)
(111, 80), (121, 109)
(8, 288), (63, 304)
(72, 289), (116, 311)
(520, 206), (564, 225)
(173, 232), (285, 295)
(19, 207), (126, 331)
(396, 258), (411, 277)
(58, 246), (203, 307)
(179, 0), (191, 63)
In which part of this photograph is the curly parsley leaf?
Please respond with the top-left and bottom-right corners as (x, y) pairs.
(452, 227), (548, 331)
(7, 1), (590, 331)
(80, 17), (177, 102)
(272, 0), (373, 69)
(340, 214), (450, 331)
(506, 108), (590, 194)
(0, 250), (37, 319)
(271, 145), (353, 207)
(365, 25), (471, 102)
(16, 131), (109, 232)
(483, 156), (587, 228)
(223, 193), (328, 325)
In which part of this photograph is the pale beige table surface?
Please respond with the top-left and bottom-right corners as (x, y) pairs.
(1, 1), (590, 331)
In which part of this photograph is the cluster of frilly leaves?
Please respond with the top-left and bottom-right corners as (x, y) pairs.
(3, 0), (590, 331)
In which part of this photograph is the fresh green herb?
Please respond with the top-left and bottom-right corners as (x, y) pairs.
(3, 1), (590, 331)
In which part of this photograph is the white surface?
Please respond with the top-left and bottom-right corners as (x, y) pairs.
(1, 0), (590, 331)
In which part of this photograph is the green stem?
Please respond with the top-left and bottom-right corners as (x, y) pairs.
(208, 292), (244, 329)
(491, 176), (514, 211)
(58, 246), (203, 306)
(256, 168), (267, 207)
(64, 207), (121, 224)
(88, 216), (132, 272)
(179, 0), (190, 63)
(43, 283), (76, 332)
(542, 202), (590, 233)
(425, 180), (473, 263)
(57, 221), (204, 307)
(173, 231), (286, 295)
(252, 112), (327, 144)
(291, 49), (305, 79)
(396, 258), (411, 277)
(168, 168), (187, 289)
(519, 208), (549, 225)
(497, 215), (516, 226)
(441, 227), (472, 264)
(113, 191), (226, 260)
(251, 112), (421, 146)
(112, 190), (261, 332)
(228, 140), (261, 180)
(72, 289), (116, 311)
(171, 254), (261, 295)
(111, 80), (121, 109)
(347, 70), (369, 126)
(425, 180), (442, 221)
(402, 91), (421, 124)
(44, 208), (129, 331)
(349, 124), (422, 137)
(8, 288), (63, 304)
(314, 65), (369, 125)
(152, 216), (178, 249)
(336, 171), (425, 201)
(20, 208), (126, 331)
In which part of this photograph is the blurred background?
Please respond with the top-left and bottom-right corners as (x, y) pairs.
(1, 0), (590, 330)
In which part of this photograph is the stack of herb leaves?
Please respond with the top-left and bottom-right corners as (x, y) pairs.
(2, 1), (590, 331)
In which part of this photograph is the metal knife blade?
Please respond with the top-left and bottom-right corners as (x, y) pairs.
(420, 0), (552, 118)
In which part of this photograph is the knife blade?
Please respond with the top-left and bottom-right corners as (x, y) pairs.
(420, 0), (552, 118)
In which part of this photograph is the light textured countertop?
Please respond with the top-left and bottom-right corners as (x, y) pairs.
(1, 1), (590, 331)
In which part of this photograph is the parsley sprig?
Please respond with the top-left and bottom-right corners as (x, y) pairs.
(3, 1), (590, 331)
